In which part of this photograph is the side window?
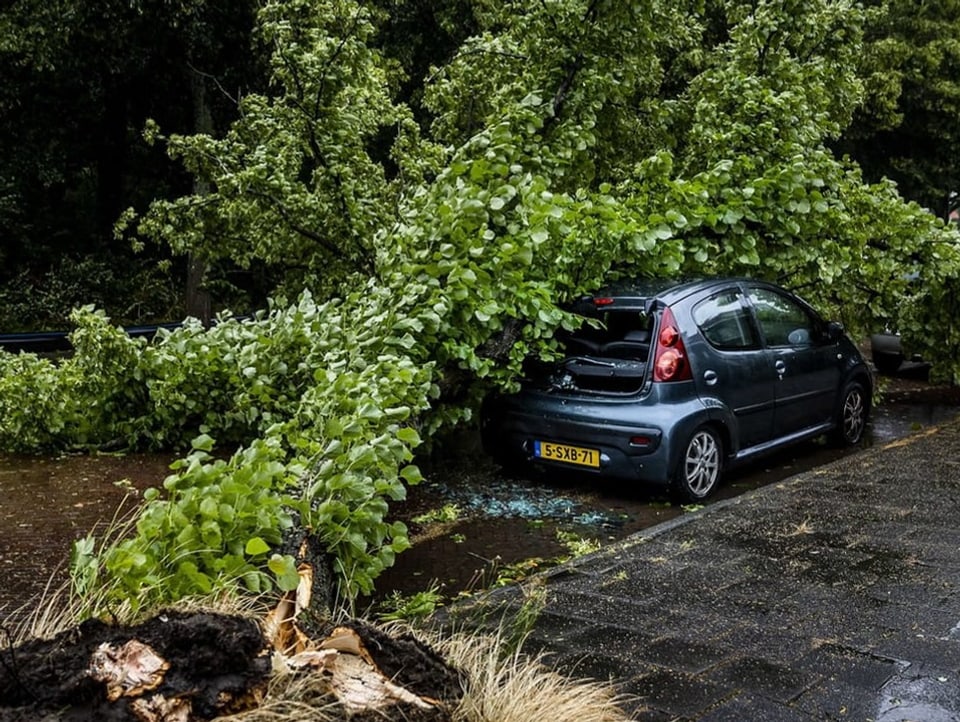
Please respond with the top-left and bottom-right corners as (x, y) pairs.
(692, 290), (760, 350)
(747, 287), (818, 347)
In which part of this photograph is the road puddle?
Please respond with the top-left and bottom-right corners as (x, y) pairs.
(0, 453), (174, 619)
(877, 665), (960, 722)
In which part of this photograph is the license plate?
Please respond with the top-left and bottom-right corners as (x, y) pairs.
(534, 440), (600, 468)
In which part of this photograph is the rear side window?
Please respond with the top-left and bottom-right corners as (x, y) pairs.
(693, 291), (760, 350)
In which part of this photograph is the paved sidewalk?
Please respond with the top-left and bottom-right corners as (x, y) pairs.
(470, 423), (960, 721)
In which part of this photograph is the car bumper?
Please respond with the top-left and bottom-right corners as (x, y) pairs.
(481, 387), (710, 486)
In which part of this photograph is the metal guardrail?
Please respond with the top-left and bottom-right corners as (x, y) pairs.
(0, 315), (254, 353)
(0, 322), (185, 353)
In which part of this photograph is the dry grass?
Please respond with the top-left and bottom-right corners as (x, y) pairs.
(438, 630), (636, 722)
(219, 626), (637, 722)
(217, 673), (342, 721)
(8, 581), (267, 646)
(7, 496), (145, 643)
(6, 578), (78, 644)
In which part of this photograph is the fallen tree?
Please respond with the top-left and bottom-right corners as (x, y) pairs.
(3, 0), (959, 630)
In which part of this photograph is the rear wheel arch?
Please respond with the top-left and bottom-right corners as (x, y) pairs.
(712, 419), (735, 461)
(845, 370), (874, 414)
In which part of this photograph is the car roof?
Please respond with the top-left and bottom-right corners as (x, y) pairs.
(586, 277), (752, 311)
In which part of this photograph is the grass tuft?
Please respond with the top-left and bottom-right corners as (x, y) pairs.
(437, 629), (637, 722)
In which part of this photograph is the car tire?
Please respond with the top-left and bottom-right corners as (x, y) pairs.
(873, 353), (902, 376)
(831, 381), (868, 446)
(673, 426), (723, 503)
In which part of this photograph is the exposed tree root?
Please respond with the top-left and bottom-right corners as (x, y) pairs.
(0, 607), (462, 721)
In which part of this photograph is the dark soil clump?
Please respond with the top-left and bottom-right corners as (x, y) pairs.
(0, 611), (269, 721)
(1, 611), (464, 722)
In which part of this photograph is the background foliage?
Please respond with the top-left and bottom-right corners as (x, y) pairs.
(837, 0), (960, 215)
(1, 0), (959, 610)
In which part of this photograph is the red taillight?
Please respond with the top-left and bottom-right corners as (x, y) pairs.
(593, 297), (614, 306)
(655, 349), (684, 379)
(653, 307), (692, 382)
(658, 324), (679, 348)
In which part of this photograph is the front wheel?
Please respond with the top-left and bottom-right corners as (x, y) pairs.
(673, 426), (723, 503)
(831, 381), (868, 446)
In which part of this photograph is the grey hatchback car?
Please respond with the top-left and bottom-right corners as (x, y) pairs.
(481, 278), (872, 501)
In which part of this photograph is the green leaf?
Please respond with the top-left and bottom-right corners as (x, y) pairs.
(268, 553), (301, 592)
(245, 537), (271, 556)
(399, 464), (423, 484)
(191, 434), (215, 452)
(397, 427), (421, 445)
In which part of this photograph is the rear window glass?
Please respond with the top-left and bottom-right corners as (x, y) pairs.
(693, 291), (760, 350)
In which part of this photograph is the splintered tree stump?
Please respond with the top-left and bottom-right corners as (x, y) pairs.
(0, 609), (463, 722)
(335, 620), (465, 706)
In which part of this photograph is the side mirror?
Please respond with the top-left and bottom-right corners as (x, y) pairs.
(825, 321), (844, 343)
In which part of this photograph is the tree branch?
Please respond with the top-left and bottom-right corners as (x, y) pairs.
(313, 6), (366, 120)
(541, 0), (599, 132)
(248, 189), (372, 272)
(186, 62), (240, 107)
(543, 52), (585, 133)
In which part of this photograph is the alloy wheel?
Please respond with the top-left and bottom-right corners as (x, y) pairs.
(682, 429), (720, 498)
(842, 387), (865, 443)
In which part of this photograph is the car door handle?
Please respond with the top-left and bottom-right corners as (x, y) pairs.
(775, 359), (786, 377)
(703, 370), (718, 386)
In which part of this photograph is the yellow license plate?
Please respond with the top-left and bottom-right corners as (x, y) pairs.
(534, 440), (600, 468)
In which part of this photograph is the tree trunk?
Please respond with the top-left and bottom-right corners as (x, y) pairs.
(185, 254), (211, 326)
(185, 67), (213, 326)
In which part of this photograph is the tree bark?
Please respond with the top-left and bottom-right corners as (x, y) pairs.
(185, 67), (213, 326)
